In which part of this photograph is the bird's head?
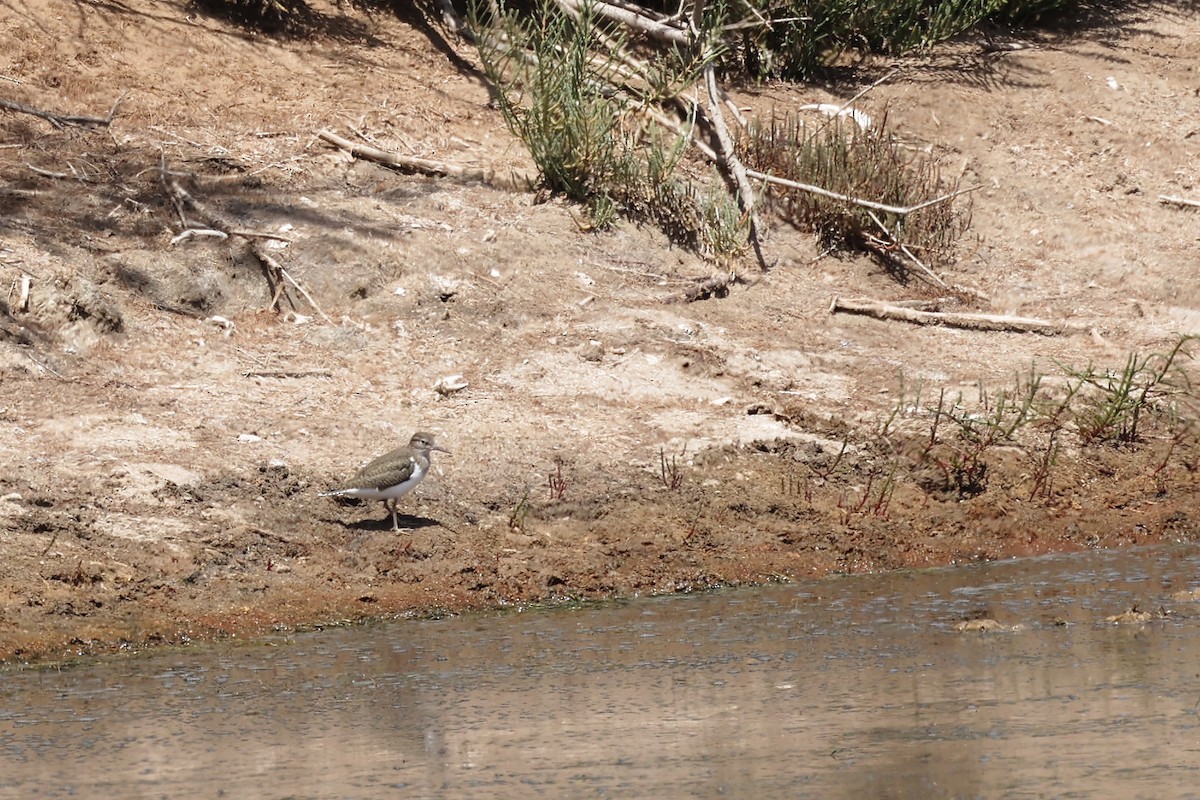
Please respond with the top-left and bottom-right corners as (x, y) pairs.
(410, 432), (450, 455)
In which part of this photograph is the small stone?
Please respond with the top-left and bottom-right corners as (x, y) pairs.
(434, 374), (468, 395)
(579, 340), (604, 362)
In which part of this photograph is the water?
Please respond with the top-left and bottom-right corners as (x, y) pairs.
(3, 544), (1200, 799)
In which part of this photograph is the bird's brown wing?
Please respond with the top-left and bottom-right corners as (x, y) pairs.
(346, 448), (416, 490)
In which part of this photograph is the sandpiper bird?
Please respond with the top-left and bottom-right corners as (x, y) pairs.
(321, 432), (449, 531)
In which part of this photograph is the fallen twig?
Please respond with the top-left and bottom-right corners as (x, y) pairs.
(25, 163), (71, 179)
(830, 296), (1085, 336)
(1159, 194), (1200, 209)
(277, 264), (334, 325)
(555, 0), (690, 45)
(161, 163), (333, 323)
(244, 369), (333, 379)
(169, 228), (228, 246)
(0, 94), (124, 128)
(317, 129), (536, 191)
(748, 170), (981, 216)
(864, 209), (949, 289)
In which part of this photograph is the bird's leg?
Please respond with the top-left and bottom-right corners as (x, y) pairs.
(389, 498), (400, 532)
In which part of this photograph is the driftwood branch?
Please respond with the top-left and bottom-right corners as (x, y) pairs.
(317, 129), (536, 191)
(830, 296), (1085, 336)
(0, 94), (124, 128)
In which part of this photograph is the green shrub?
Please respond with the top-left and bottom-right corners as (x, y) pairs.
(473, 0), (747, 258)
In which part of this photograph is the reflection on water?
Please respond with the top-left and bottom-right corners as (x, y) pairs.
(3, 544), (1200, 799)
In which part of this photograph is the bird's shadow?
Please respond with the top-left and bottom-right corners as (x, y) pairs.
(321, 496), (444, 532)
(330, 511), (442, 533)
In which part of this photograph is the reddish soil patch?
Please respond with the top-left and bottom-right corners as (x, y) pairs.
(2, 0), (1199, 664)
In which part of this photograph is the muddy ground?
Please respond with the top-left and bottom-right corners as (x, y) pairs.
(2, 0), (1200, 664)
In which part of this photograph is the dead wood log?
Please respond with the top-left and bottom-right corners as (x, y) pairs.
(317, 129), (536, 191)
(829, 296), (1086, 336)
(667, 272), (742, 303)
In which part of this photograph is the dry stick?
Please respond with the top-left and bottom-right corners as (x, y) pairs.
(864, 209), (948, 289)
(278, 263), (334, 325)
(1159, 194), (1200, 209)
(316, 129), (536, 191)
(555, 0), (691, 44)
(24, 350), (65, 379)
(252, 243), (334, 324)
(721, 89), (749, 132)
(162, 169), (332, 323)
(167, 228), (228, 246)
(751, 170), (981, 215)
(25, 164), (71, 179)
(604, 0), (677, 24)
(0, 94), (124, 128)
(244, 369), (333, 379)
(830, 296), (1085, 336)
(226, 229), (293, 242)
(702, 64), (767, 270)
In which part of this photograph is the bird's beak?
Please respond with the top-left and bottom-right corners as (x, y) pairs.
(433, 444), (451, 454)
